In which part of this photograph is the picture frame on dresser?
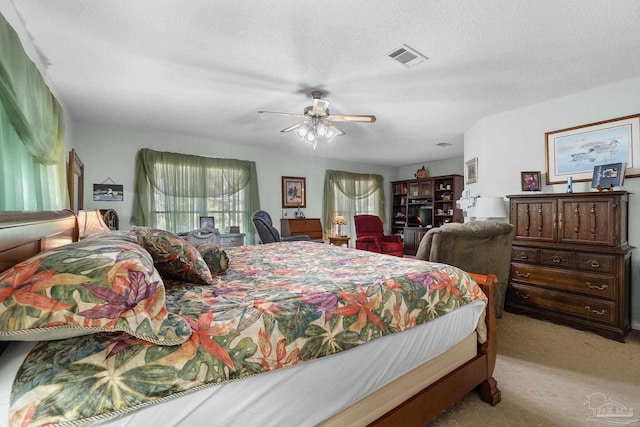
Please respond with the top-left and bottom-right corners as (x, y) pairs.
(199, 216), (215, 230)
(520, 171), (541, 192)
(282, 176), (306, 208)
(545, 114), (640, 184)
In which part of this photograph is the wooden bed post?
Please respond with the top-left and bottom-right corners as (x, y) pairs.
(470, 273), (501, 406)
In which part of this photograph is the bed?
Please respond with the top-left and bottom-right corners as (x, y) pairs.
(0, 211), (500, 427)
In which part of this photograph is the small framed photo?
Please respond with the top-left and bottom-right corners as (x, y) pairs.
(199, 216), (215, 230)
(591, 163), (626, 190)
(465, 157), (478, 184)
(282, 176), (306, 208)
(521, 171), (542, 191)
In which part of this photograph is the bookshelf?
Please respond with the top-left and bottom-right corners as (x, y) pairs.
(390, 174), (463, 255)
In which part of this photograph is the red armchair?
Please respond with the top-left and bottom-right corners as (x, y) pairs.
(354, 214), (404, 257)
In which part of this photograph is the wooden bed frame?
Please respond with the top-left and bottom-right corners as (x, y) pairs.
(0, 211), (500, 426)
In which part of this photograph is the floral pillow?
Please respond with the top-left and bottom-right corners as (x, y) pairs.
(132, 227), (215, 285)
(0, 237), (191, 345)
(196, 242), (229, 275)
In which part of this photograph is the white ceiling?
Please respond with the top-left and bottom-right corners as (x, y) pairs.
(6, 0), (640, 167)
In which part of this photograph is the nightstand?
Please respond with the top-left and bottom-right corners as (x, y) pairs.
(328, 236), (350, 247)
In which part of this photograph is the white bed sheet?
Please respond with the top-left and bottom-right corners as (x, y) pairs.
(0, 299), (485, 427)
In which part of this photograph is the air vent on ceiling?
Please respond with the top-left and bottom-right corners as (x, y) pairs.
(436, 142), (452, 147)
(387, 44), (428, 68)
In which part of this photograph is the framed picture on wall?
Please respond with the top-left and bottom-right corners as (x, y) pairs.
(282, 176), (306, 208)
(545, 114), (640, 184)
(465, 158), (478, 184)
(93, 183), (124, 201)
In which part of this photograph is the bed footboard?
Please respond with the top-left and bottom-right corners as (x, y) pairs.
(369, 273), (500, 426)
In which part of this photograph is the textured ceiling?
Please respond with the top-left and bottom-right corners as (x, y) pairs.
(5, 0), (640, 166)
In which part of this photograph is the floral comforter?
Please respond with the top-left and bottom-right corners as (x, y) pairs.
(10, 242), (486, 427)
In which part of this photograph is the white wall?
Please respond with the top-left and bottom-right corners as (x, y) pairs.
(464, 76), (640, 329)
(74, 122), (397, 241)
(396, 158), (464, 182)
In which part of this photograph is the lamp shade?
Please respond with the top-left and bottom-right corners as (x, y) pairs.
(77, 210), (111, 239)
(473, 197), (507, 219)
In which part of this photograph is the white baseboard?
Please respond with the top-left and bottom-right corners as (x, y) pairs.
(632, 320), (640, 331)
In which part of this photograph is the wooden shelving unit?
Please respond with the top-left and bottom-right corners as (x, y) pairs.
(390, 174), (463, 255)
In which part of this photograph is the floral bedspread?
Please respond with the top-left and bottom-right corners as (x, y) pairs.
(10, 242), (486, 427)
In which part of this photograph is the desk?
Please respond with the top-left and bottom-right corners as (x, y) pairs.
(280, 218), (323, 240)
(328, 236), (350, 247)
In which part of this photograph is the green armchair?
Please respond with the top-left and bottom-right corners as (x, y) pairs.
(415, 220), (514, 317)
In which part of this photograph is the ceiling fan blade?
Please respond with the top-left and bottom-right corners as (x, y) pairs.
(258, 110), (307, 118)
(280, 122), (304, 133)
(328, 124), (345, 136)
(328, 114), (377, 123)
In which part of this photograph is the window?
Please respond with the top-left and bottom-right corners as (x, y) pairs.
(132, 149), (259, 244)
(323, 170), (385, 240)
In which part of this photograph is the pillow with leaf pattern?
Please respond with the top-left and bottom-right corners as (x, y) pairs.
(132, 227), (215, 285)
(195, 242), (229, 275)
(0, 237), (191, 345)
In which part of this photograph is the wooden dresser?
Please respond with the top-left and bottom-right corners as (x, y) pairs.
(280, 218), (323, 240)
(506, 192), (632, 341)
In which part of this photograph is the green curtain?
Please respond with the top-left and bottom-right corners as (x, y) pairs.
(132, 148), (260, 244)
(0, 13), (67, 211)
(323, 170), (385, 240)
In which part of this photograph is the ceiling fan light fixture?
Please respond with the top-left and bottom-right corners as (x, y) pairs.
(305, 131), (316, 143)
(259, 91), (376, 150)
(316, 122), (329, 137)
(296, 123), (310, 138)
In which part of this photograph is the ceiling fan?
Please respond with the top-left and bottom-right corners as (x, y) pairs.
(258, 91), (376, 149)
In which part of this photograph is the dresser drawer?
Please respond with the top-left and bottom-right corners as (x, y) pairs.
(510, 263), (615, 299)
(217, 234), (245, 248)
(511, 246), (539, 263)
(509, 283), (615, 325)
(540, 249), (573, 267)
(575, 253), (617, 273)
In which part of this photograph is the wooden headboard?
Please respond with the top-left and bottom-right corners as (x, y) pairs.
(0, 211), (78, 354)
(0, 210), (78, 272)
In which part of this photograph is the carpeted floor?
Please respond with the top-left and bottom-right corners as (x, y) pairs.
(429, 312), (640, 427)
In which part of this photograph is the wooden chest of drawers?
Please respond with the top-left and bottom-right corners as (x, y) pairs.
(506, 192), (632, 342)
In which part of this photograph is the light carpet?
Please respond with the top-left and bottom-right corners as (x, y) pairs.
(429, 312), (640, 427)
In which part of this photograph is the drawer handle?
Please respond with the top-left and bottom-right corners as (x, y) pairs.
(519, 252), (529, 259)
(585, 305), (607, 316)
(588, 260), (601, 268)
(515, 291), (530, 300)
(515, 271), (530, 278)
(586, 282), (608, 291)
(550, 256), (562, 264)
